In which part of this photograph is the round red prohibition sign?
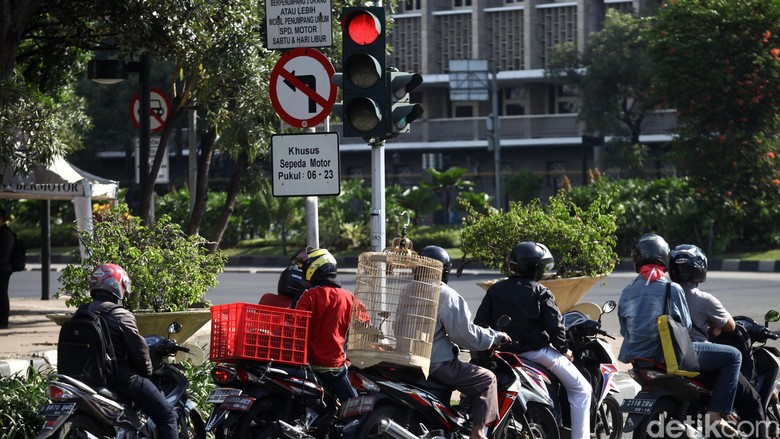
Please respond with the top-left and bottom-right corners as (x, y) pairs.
(129, 87), (171, 134)
(270, 48), (337, 128)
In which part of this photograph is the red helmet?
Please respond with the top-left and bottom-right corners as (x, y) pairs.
(89, 263), (132, 301)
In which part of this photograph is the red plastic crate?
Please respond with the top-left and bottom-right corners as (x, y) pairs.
(210, 303), (311, 365)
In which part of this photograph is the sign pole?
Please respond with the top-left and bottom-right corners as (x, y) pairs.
(305, 126), (319, 248)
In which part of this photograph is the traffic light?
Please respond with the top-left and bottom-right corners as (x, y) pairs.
(387, 70), (423, 135)
(341, 6), (386, 139)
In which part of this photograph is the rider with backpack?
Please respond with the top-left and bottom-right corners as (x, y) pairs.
(69, 263), (178, 439)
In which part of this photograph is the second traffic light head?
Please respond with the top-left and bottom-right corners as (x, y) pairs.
(388, 71), (424, 134)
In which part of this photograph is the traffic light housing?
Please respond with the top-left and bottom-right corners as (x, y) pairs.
(387, 70), (423, 135)
(341, 6), (386, 139)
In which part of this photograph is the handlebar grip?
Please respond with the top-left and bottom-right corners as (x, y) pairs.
(176, 345), (191, 353)
(768, 332), (779, 340)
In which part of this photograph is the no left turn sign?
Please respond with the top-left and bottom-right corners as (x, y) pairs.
(270, 48), (337, 128)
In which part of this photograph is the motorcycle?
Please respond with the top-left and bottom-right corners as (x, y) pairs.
(731, 310), (780, 435)
(345, 315), (554, 439)
(518, 300), (623, 439)
(36, 322), (206, 439)
(620, 310), (780, 439)
(204, 359), (359, 438)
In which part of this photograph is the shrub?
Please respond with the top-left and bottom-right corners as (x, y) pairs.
(407, 225), (461, 249)
(58, 203), (226, 312)
(0, 367), (49, 438)
(460, 192), (619, 278)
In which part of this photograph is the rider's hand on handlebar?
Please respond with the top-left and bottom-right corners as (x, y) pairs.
(563, 349), (574, 361)
(494, 332), (511, 347)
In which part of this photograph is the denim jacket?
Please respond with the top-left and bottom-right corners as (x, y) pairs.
(617, 274), (691, 364)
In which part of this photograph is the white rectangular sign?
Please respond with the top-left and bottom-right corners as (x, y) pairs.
(135, 136), (169, 184)
(272, 132), (340, 197)
(266, 0), (333, 50)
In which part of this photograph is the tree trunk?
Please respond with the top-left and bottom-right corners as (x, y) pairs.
(0, 1), (42, 79)
(186, 128), (216, 236)
(210, 151), (248, 249)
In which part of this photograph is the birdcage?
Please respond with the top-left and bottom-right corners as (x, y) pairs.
(347, 249), (442, 377)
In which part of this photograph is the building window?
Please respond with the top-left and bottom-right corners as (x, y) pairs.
(454, 105), (474, 118)
(402, 0), (421, 11)
(423, 153), (444, 171)
(454, 0), (473, 7)
(546, 161), (566, 192)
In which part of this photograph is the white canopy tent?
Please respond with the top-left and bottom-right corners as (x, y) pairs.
(0, 156), (119, 258)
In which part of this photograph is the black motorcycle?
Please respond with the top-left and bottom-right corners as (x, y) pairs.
(36, 323), (206, 439)
(205, 359), (358, 438)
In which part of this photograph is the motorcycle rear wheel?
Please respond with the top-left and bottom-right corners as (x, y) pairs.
(236, 397), (287, 438)
(55, 414), (110, 439)
(519, 402), (560, 439)
(178, 408), (206, 439)
(595, 395), (623, 439)
(631, 398), (690, 439)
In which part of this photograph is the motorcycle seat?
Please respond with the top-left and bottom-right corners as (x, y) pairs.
(629, 358), (716, 387)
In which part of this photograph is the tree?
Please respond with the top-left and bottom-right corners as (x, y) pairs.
(396, 186), (440, 226)
(546, 10), (657, 147)
(646, 0), (780, 249)
(423, 167), (474, 224)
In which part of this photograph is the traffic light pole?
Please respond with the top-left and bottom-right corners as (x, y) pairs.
(491, 68), (502, 210)
(370, 137), (386, 252)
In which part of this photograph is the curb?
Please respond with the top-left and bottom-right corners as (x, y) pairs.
(26, 256), (780, 272)
(0, 351), (57, 378)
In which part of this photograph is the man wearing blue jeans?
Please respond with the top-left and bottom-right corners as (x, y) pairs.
(618, 234), (741, 436)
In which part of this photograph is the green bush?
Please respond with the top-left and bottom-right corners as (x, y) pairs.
(58, 203), (226, 312)
(563, 177), (706, 255)
(0, 367), (49, 438)
(460, 192), (619, 278)
(407, 225), (461, 249)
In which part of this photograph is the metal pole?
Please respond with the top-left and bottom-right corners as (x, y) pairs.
(40, 200), (50, 300)
(139, 54), (151, 223)
(491, 68), (502, 209)
(370, 139), (386, 252)
(305, 127), (319, 248)
(188, 109), (197, 213)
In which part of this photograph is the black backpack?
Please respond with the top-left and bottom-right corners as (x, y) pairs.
(57, 303), (121, 388)
(10, 232), (26, 272)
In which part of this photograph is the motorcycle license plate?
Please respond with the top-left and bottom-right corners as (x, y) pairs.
(206, 388), (242, 404)
(220, 395), (255, 412)
(38, 403), (76, 417)
(620, 398), (655, 414)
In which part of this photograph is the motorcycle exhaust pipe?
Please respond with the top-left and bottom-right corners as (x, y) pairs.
(379, 419), (420, 439)
(277, 420), (316, 439)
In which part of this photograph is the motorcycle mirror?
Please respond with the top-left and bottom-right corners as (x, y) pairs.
(602, 300), (617, 314)
(765, 310), (780, 326)
(167, 322), (183, 337)
(497, 315), (511, 329)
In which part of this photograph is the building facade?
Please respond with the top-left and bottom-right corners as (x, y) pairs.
(327, 0), (673, 205)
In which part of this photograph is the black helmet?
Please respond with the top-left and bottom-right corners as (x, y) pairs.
(631, 233), (670, 272)
(277, 265), (309, 298)
(294, 247), (338, 284)
(419, 245), (452, 283)
(670, 244), (708, 284)
(508, 241), (554, 281)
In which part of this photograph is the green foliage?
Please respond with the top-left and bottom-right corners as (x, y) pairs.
(599, 140), (649, 178)
(563, 177), (708, 255)
(0, 367), (49, 439)
(505, 170), (544, 203)
(394, 185), (441, 226)
(645, 0), (780, 250)
(546, 10), (656, 144)
(460, 192), (619, 278)
(318, 179), (371, 251)
(58, 204), (225, 312)
(423, 167), (475, 224)
(179, 359), (216, 412)
(407, 225), (461, 250)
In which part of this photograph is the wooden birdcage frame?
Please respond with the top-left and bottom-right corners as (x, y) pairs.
(347, 249), (442, 376)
